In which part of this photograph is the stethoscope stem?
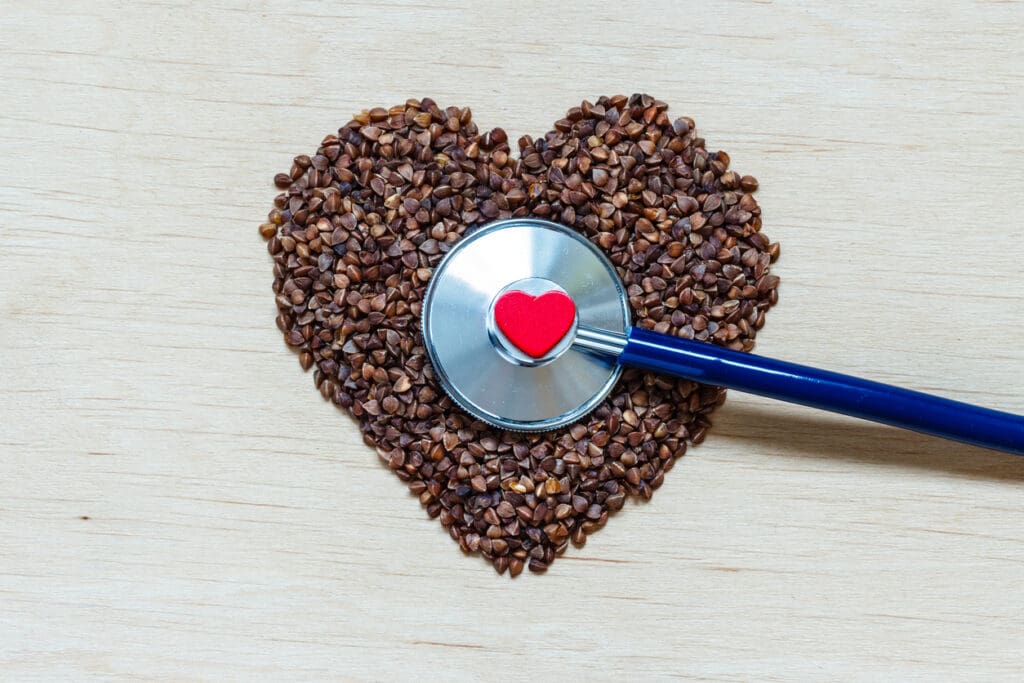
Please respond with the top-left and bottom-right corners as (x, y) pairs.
(574, 325), (1024, 456)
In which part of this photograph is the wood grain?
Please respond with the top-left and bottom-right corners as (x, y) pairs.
(2, 1), (1023, 679)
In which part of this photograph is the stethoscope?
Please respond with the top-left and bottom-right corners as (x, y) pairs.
(421, 218), (1024, 455)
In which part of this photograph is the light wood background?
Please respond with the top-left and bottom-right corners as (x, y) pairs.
(2, 1), (1023, 680)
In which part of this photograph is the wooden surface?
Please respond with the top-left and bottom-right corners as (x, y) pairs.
(2, 1), (1023, 680)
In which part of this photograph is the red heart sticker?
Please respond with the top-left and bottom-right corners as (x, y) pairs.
(493, 290), (577, 358)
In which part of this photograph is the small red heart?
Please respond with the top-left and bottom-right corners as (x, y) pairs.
(493, 290), (577, 358)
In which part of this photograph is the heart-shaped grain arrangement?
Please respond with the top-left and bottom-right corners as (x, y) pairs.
(261, 94), (779, 575)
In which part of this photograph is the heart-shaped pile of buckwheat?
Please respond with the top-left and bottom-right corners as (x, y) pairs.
(260, 94), (780, 575)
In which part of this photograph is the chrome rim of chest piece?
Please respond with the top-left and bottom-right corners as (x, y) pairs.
(422, 218), (630, 432)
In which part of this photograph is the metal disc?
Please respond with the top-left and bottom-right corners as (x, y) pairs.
(422, 218), (630, 432)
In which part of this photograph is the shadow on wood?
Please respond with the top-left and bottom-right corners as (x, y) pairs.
(714, 401), (1024, 481)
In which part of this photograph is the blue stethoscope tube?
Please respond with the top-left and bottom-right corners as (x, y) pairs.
(607, 327), (1024, 455)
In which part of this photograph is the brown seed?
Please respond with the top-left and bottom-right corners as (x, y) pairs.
(572, 495), (588, 513)
(606, 492), (626, 511)
(442, 432), (459, 451)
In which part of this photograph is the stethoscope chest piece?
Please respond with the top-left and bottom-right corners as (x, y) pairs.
(422, 219), (629, 432)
